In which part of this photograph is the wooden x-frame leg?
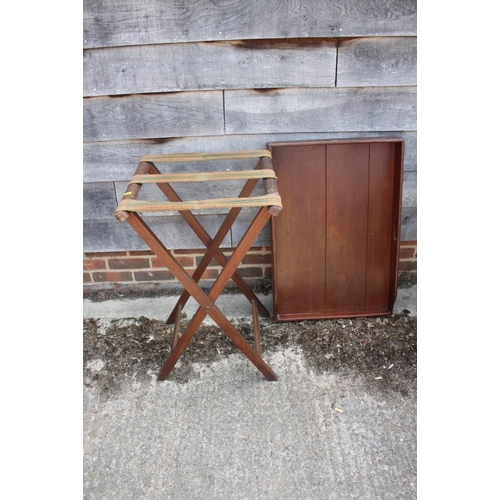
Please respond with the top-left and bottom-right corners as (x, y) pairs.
(144, 161), (270, 323)
(115, 152), (282, 381)
(126, 209), (278, 381)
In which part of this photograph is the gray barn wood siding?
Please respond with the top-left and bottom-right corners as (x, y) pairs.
(83, 0), (416, 48)
(83, 0), (417, 253)
(83, 39), (338, 96)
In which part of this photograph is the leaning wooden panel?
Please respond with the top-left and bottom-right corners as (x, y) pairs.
(269, 138), (404, 321)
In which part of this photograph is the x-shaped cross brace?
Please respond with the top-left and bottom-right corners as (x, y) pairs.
(115, 152), (281, 381)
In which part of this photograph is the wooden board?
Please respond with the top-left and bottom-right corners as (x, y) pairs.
(84, 39), (337, 96)
(83, 91), (224, 142)
(225, 87), (417, 134)
(401, 207), (417, 241)
(402, 171), (417, 207)
(84, 0), (417, 49)
(270, 138), (404, 320)
(337, 37), (417, 87)
(83, 131), (417, 183)
(83, 182), (117, 220)
(230, 211), (271, 248)
(270, 145), (326, 316)
(84, 215), (232, 252)
(325, 143), (369, 313)
(364, 142), (398, 312)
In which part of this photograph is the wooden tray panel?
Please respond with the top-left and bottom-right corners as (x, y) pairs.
(271, 145), (326, 316)
(269, 138), (404, 321)
(365, 142), (396, 312)
(325, 143), (369, 313)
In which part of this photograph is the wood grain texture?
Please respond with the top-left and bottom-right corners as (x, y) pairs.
(84, 39), (337, 96)
(83, 182), (117, 220)
(230, 211), (271, 248)
(325, 143), (369, 312)
(83, 0), (417, 49)
(83, 131), (416, 183)
(84, 215), (232, 252)
(224, 87), (417, 134)
(270, 139), (405, 320)
(364, 142), (396, 311)
(83, 91), (224, 142)
(84, 203), (416, 251)
(337, 37), (417, 87)
(401, 207), (417, 241)
(402, 171), (417, 207)
(271, 145), (326, 316)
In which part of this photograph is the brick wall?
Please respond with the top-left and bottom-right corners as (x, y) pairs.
(398, 240), (417, 284)
(83, 241), (416, 294)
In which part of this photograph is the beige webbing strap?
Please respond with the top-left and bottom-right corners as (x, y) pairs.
(115, 193), (282, 214)
(141, 150), (272, 163)
(129, 169), (277, 185)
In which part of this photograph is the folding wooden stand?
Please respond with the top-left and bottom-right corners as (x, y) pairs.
(115, 151), (282, 381)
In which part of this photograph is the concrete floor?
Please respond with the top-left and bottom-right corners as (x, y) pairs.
(83, 285), (416, 322)
(83, 287), (417, 499)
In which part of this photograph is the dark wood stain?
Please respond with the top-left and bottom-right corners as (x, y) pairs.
(269, 139), (404, 321)
(229, 38), (336, 49)
(141, 138), (178, 145)
(252, 88), (284, 93)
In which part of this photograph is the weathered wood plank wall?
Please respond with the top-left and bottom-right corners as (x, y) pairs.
(83, 0), (417, 252)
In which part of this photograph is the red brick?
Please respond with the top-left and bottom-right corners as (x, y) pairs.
(83, 273), (92, 283)
(242, 254), (271, 265)
(237, 267), (264, 278)
(185, 268), (219, 280)
(129, 250), (154, 256)
(108, 258), (150, 269)
(264, 266), (273, 277)
(400, 240), (417, 246)
(195, 256), (220, 267)
(399, 247), (416, 259)
(134, 270), (175, 281)
(93, 271), (133, 282)
(83, 259), (106, 271)
(398, 260), (417, 271)
(153, 256), (194, 268)
(173, 248), (205, 255)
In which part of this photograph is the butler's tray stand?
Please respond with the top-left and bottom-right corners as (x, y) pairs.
(115, 150), (282, 381)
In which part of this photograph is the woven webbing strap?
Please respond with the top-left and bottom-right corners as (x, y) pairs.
(116, 193), (282, 213)
(141, 150), (271, 163)
(130, 169), (276, 185)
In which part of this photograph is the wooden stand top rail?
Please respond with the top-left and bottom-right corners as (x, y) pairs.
(115, 151), (282, 222)
(139, 149), (272, 163)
